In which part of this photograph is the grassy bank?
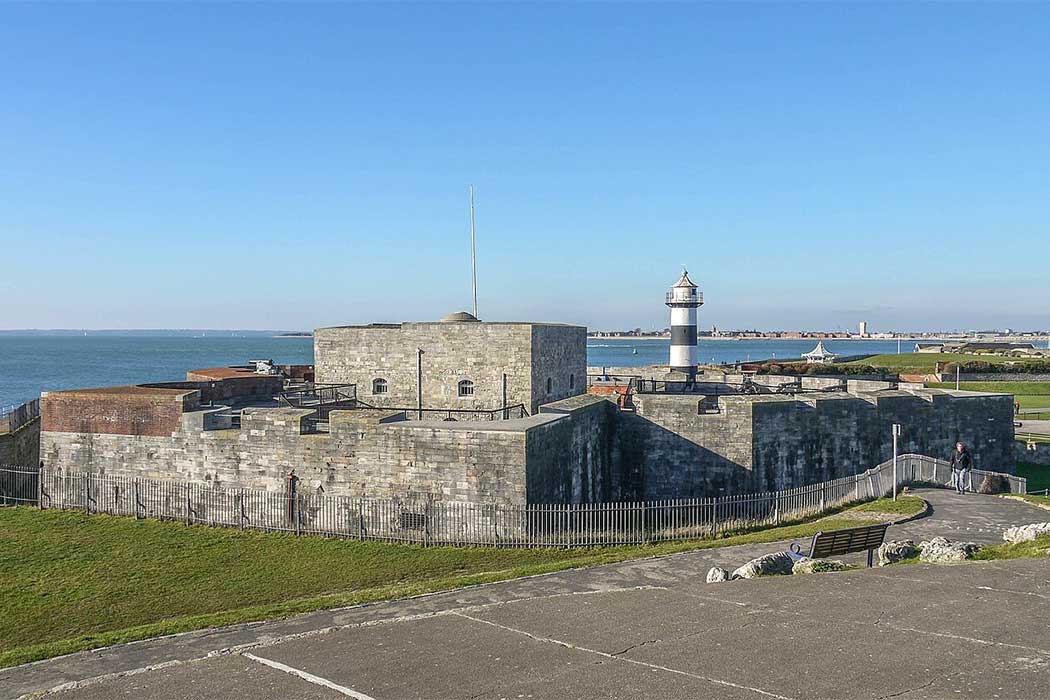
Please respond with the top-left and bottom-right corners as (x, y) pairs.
(843, 353), (1022, 372)
(1016, 462), (1050, 492)
(973, 532), (1050, 561)
(0, 496), (923, 668)
(1009, 493), (1050, 509)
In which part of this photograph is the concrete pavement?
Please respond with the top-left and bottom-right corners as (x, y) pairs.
(1016, 419), (1050, 436)
(4, 489), (1049, 700)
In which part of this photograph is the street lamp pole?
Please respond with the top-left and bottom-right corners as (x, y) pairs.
(416, 347), (424, 420)
(892, 423), (902, 501)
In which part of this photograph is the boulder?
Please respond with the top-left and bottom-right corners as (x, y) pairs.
(706, 566), (731, 583)
(919, 537), (981, 563)
(978, 474), (1012, 494)
(792, 558), (851, 574)
(730, 551), (795, 580)
(1003, 522), (1050, 544)
(878, 539), (919, 566)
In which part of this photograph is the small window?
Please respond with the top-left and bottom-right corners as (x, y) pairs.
(372, 378), (388, 395)
(569, 373), (575, 390)
(546, 377), (553, 394)
(458, 379), (474, 397)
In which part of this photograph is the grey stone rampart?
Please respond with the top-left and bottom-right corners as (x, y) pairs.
(41, 406), (533, 506)
(619, 388), (1015, 500)
(529, 395), (618, 503)
(0, 416), (40, 468)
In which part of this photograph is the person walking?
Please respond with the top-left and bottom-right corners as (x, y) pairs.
(950, 441), (973, 494)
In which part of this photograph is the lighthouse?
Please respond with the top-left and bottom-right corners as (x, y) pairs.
(666, 268), (703, 380)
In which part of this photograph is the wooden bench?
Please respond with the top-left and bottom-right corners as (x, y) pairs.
(790, 522), (891, 568)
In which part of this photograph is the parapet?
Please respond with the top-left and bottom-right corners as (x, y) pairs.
(41, 385), (200, 437)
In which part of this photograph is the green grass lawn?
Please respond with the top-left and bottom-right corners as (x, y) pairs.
(1016, 462), (1050, 493)
(849, 495), (925, 515)
(1010, 493), (1050, 508)
(844, 353), (1025, 372)
(973, 532), (1050, 561)
(0, 495), (923, 668)
(927, 381), (1050, 406)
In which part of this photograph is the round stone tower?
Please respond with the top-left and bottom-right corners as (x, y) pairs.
(665, 268), (703, 380)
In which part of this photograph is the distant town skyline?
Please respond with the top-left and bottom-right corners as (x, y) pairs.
(2, 4), (1048, 331)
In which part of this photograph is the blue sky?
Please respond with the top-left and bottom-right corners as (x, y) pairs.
(1, 3), (1047, 332)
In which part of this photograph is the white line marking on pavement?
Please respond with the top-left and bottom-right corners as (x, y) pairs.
(243, 652), (376, 700)
(882, 626), (1050, 656)
(451, 611), (797, 700)
(214, 585), (670, 657)
(975, 585), (1050, 601)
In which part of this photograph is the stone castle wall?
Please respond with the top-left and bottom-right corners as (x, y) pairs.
(621, 389), (1015, 500)
(530, 395), (617, 503)
(1, 416), (40, 468)
(531, 325), (588, 411)
(315, 323), (585, 414)
(41, 407), (534, 506)
(38, 378), (1016, 507)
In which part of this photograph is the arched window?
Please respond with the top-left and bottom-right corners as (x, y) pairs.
(546, 377), (553, 394)
(458, 379), (474, 397)
(569, 373), (575, 390)
(372, 378), (388, 395)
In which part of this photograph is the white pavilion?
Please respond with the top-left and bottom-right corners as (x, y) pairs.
(803, 341), (837, 365)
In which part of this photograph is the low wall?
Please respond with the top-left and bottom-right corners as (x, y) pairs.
(41, 388), (199, 437)
(955, 373), (1050, 382)
(1016, 441), (1050, 467)
(0, 416), (40, 468)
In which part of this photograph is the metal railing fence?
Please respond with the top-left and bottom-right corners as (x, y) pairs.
(0, 455), (1026, 548)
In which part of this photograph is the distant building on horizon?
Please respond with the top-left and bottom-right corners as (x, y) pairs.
(858, 321), (868, 337)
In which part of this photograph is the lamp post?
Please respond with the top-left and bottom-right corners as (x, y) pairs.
(416, 347), (424, 420)
(892, 423), (902, 500)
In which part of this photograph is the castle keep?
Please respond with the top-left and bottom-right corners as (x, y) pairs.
(313, 313), (586, 415)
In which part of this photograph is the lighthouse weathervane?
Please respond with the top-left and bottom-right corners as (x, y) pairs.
(665, 266), (703, 381)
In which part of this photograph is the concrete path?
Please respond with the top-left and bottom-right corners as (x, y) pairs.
(1016, 419), (1050, 435)
(3, 489), (1049, 700)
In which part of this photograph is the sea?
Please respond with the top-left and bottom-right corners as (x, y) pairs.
(0, 332), (913, 410)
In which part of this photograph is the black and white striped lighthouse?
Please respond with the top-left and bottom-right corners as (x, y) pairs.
(665, 268), (703, 379)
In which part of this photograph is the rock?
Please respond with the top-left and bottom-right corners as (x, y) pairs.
(919, 537), (981, 563)
(730, 551), (795, 579)
(978, 474), (1012, 494)
(1003, 522), (1050, 544)
(878, 539), (919, 566)
(792, 558), (851, 574)
(706, 566), (731, 583)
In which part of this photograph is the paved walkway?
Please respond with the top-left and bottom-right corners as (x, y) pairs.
(1016, 419), (1050, 435)
(3, 489), (1049, 700)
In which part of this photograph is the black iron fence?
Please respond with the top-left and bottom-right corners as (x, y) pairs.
(0, 456), (1026, 547)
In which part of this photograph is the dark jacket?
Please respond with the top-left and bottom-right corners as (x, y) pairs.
(951, 449), (973, 470)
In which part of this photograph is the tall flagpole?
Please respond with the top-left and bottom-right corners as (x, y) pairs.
(470, 184), (478, 318)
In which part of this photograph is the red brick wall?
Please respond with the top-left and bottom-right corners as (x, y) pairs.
(42, 390), (197, 437)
